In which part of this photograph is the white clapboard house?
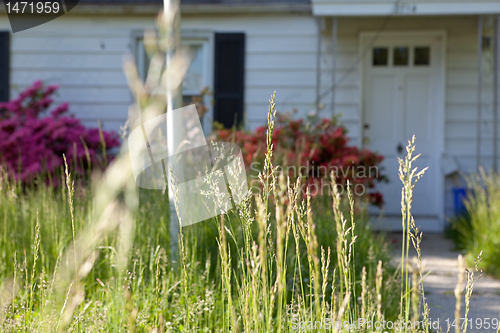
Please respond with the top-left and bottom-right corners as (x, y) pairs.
(0, 0), (499, 232)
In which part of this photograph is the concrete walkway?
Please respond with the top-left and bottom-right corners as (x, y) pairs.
(388, 233), (500, 332)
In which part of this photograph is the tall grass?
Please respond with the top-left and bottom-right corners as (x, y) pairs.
(0, 7), (489, 332)
(398, 135), (429, 329)
(449, 169), (500, 278)
(0, 96), (450, 332)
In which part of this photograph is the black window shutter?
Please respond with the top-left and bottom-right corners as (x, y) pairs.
(213, 33), (245, 129)
(0, 31), (10, 102)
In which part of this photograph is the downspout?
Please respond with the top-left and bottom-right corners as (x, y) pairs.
(315, 17), (323, 121)
(494, 15), (499, 170)
(331, 17), (338, 117)
(477, 15), (483, 169)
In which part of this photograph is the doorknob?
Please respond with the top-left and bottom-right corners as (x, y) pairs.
(397, 142), (403, 154)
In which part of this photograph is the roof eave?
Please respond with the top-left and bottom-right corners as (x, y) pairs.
(60, 4), (159, 15)
(52, 3), (312, 16)
(182, 3), (311, 14)
(312, 1), (500, 16)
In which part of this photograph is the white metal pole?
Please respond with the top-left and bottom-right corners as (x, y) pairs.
(477, 15), (483, 169)
(164, 0), (183, 261)
(493, 15), (498, 170)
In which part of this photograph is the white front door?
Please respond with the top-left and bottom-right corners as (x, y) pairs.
(362, 32), (444, 232)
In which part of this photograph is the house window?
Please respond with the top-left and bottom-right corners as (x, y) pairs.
(181, 42), (206, 106)
(135, 38), (150, 83)
(135, 36), (209, 107)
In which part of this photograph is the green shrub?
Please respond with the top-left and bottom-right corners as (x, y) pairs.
(449, 169), (500, 278)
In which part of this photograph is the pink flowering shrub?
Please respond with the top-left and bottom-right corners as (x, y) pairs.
(0, 81), (120, 184)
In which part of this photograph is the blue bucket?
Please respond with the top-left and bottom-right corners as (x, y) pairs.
(453, 187), (468, 216)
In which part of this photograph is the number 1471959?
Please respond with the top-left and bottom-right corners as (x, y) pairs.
(445, 318), (499, 330)
(6, 1), (61, 14)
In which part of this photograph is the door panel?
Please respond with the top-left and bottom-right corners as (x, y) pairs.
(403, 74), (439, 223)
(405, 75), (432, 145)
(367, 75), (397, 151)
(366, 74), (401, 216)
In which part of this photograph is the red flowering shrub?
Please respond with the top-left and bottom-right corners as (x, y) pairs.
(0, 81), (120, 184)
(213, 114), (386, 207)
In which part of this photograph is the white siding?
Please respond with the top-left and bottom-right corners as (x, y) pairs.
(0, 12), (321, 133)
(0, 14), (158, 132)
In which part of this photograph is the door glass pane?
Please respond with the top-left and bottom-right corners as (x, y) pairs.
(393, 47), (409, 66)
(373, 47), (388, 66)
(414, 47), (430, 65)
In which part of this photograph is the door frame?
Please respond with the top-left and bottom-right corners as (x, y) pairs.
(358, 30), (447, 231)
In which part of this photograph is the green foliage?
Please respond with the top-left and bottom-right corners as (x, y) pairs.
(0, 100), (402, 332)
(449, 169), (500, 278)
